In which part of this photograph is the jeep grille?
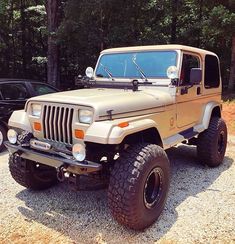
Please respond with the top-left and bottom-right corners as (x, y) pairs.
(42, 105), (74, 144)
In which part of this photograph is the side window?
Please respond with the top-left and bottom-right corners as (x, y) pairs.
(204, 55), (220, 89)
(31, 83), (57, 96)
(180, 54), (200, 85)
(0, 83), (29, 100)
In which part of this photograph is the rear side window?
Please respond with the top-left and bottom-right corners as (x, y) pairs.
(0, 83), (29, 100)
(204, 55), (220, 88)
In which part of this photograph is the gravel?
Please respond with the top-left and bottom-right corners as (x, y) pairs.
(0, 140), (235, 244)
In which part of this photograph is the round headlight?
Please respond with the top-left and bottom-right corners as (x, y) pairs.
(79, 109), (93, 124)
(31, 104), (42, 117)
(7, 129), (18, 144)
(72, 144), (86, 162)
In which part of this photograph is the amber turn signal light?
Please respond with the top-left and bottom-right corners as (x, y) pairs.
(118, 122), (129, 128)
(75, 129), (85, 139)
(34, 122), (42, 131)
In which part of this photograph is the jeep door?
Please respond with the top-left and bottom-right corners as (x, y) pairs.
(176, 52), (203, 128)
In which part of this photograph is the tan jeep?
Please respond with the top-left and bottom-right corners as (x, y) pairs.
(5, 45), (227, 230)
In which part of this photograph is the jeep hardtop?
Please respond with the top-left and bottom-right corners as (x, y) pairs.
(5, 45), (227, 230)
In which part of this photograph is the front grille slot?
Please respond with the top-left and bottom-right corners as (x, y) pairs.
(43, 105), (74, 144)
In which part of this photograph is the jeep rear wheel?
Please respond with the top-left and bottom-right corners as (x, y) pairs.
(197, 117), (227, 167)
(9, 154), (58, 190)
(108, 143), (170, 230)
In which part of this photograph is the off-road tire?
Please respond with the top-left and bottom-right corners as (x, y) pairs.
(197, 117), (227, 167)
(108, 143), (170, 230)
(9, 154), (58, 190)
(0, 124), (7, 152)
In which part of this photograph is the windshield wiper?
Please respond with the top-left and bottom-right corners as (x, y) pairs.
(132, 55), (148, 82)
(100, 63), (115, 81)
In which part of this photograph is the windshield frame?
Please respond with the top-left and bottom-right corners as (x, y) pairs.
(94, 49), (180, 82)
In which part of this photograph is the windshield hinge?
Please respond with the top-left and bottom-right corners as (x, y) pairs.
(132, 80), (139, 91)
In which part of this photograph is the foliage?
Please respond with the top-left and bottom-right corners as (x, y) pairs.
(0, 0), (234, 88)
(0, 0), (47, 80)
(58, 0), (235, 88)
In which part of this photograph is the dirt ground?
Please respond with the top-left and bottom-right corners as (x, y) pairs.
(0, 141), (235, 244)
(222, 102), (235, 135)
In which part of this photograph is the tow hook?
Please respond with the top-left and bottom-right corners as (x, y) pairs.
(56, 165), (80, 190)
(56, 165), (67, 182)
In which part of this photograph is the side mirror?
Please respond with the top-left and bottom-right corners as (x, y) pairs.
(85, 67), (94, 78)
(190, 68), (202, 85)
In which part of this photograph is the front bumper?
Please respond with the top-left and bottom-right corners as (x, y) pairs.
(4, 142), (102, 174)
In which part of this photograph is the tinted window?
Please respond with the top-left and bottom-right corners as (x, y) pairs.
(31, 83), (57, 96)
(0, 83), (29, 100)
(204, 55), (220, 88)
(96, 51), (177, 79)
(180, 54), (200, 85)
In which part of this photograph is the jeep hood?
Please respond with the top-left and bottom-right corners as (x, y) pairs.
(28, 88), (174, 120)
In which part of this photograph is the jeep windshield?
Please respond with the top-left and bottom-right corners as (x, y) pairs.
(95, 51), (177, 80)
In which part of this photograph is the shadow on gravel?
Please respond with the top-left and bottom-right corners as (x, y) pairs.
(16, 145), (234, 243)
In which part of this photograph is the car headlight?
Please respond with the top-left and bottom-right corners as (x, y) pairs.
(79, 109), (93, 124)
(31, 104), (42, 117)
(7, 129), (18, 144)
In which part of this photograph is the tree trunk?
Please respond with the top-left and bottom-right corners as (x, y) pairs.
(171, 0), (178, 43)
(20, 0), (27, 77)
(228, 35), (235, 91)
(45, 0), (60, 87)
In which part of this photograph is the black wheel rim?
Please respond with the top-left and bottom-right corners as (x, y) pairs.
(218, 131), (225, 154)
(144, 167), (164, 209)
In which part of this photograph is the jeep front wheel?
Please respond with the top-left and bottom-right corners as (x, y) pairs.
(108, 143), (170, 230)
(9, 154), (58, 190)
(197, 117), (227, 167)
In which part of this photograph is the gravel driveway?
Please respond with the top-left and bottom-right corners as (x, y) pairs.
(0, 139), (235, 244)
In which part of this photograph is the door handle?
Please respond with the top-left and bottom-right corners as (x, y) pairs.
(197, 87), (201, 95)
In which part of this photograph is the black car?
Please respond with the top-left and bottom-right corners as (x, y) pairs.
(0, 79), (59, 151)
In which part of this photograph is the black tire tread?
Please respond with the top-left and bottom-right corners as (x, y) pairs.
(108, 143), (170, 230)
(0, 124), (7, 152)
(197, 117), (227, 167)
(9, 154), (57, 190)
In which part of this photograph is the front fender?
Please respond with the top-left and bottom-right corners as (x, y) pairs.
(85, 119), (160, 145)
(8, 110), (32, 132)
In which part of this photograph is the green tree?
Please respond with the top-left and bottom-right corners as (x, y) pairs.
(0, 0), (48, 80)
(0, 0), (234, 90)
